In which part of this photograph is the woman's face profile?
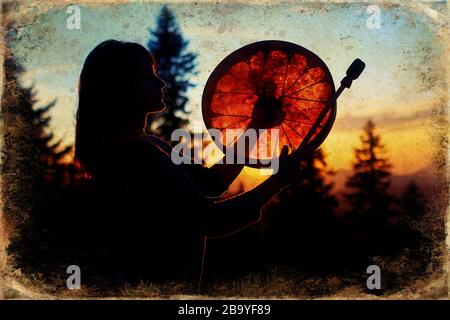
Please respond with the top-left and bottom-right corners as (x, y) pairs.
(131, 53), (166, 115)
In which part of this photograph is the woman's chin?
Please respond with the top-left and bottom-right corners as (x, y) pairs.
(157, 102), (166, 113)
(147, 102), (166, 114)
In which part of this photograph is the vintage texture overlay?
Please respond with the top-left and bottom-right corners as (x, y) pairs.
(0, 0), (449, 299)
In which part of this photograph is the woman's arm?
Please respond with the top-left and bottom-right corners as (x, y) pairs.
(145, 134), (243, 197)
(166, 145), (298, 237)
(205, 123), (260, 193)
(136, 138), (304, 241)
(203, 147), (298, 237)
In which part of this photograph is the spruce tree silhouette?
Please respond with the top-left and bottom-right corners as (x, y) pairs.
(146, 6), (198, 140)
(205, 149), (339, 281)
(342, 120), (398, 258)
(400, 182), (427, 225)
(398, 182), (431, 273)
(345, 120), (393, 220)
(2, 10), (72, 274)
(265, 148), (339, 267)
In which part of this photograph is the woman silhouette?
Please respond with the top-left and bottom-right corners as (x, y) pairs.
(74, 40), (301, 291)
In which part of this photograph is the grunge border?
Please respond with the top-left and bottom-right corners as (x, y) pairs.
(0, 0), (448, 299)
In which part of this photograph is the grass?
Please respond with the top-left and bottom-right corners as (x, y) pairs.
(1, 248), (446, 300)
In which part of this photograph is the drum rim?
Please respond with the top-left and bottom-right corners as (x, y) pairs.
(202, 40), (336, 168)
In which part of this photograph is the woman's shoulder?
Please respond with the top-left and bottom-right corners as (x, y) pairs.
(143, 134), (173, 155)
(101, 138), (166, 170)
(122, 138), (167, 164)
(106, 138), (170, 184)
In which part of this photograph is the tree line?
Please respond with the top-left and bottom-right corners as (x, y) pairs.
(2, 5), (431, 291)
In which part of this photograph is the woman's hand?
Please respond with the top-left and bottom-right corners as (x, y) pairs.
(274, 143), (315, 185)
(275, 145), (301, 184)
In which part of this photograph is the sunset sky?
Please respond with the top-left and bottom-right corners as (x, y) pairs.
(11, 0), (448, 191)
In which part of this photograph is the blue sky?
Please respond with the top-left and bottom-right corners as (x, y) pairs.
(11, 0), (448, 175)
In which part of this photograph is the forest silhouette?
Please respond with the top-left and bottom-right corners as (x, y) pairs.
(2, 5), (436, 295)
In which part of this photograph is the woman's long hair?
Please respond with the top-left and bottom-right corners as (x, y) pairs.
(75, 40), (155, 174)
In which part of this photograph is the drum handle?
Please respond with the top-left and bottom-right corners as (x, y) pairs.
(293, 59), (365, 158)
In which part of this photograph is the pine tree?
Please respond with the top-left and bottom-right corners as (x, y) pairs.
(400, 181), (427, 224)
(263, 149), (338, 266)
(345, 120), (392, 220)
(147, 6), (198, 141)
(2, 9), (71, 270)
(274, 148), (338, 217)
(280, 149), (337, 209)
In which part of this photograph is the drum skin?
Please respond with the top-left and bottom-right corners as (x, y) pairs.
(202, 40), (336, 166)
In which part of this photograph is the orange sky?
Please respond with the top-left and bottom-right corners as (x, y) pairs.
(12, 1), (447, 193)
